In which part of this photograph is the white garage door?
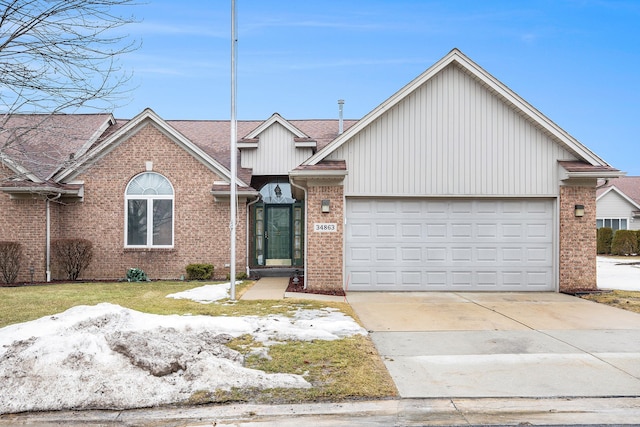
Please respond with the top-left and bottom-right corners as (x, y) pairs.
(345, 198), (555, 291)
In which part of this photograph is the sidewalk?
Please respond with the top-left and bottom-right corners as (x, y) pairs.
(3, 397), (640, 426)
(241, 277), (345, 302)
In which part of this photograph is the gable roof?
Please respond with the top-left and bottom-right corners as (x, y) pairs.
(0, 114), (115, 182)
(304, 48), (613, 170)
(56, 108), (251, 187)
(596, 177), (640, 210)
(243, 113), (308, 139)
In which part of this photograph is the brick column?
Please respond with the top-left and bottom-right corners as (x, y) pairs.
(305, 184), (343, 292)
(559, 185), (597, 292)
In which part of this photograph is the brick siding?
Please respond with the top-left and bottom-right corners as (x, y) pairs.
(305, 184), (343, 291)
(559, 185), (597, 292)
(2, 124), (247, 282)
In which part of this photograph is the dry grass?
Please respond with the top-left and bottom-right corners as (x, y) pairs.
(0, 280), (398, 403)
(581, 290), (640, 314)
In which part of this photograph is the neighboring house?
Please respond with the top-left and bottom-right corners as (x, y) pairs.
(0, 49), (622, 292)
(596, 177), (640, 231)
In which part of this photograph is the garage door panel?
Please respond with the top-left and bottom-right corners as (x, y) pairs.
(346, 198), (555, 291)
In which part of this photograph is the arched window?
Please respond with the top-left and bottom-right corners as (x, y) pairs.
(125, 172), (174, 247)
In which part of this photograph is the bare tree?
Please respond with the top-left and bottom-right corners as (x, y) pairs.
(0, 0), (139, 115)
(0, 0), (139, 180)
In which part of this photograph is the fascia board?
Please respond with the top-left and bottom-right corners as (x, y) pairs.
(46, 114), (116, 181)
(73, 114), (116, 160)
(599, 186), (640, 211)
(56, 108), (249, 187)
(305, 48), (611, 168)
(596, 186), (615, 202)
(244, 113), (308, 139)
(237, 142), (258, 149)
(304, 50), (462, 166)
(0, 186), (80, 196)
(288, 169), (348, 179)
(0, 154), (42, 183)
(294, 141), (317, 148)
(564, 170), (624, 180)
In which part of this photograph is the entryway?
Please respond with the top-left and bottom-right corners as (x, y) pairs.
(251, 181), (304, 270)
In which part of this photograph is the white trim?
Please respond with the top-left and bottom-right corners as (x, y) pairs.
(55, 108), (249, 187)
(304, 48), (611, 169)
(0, 153), (42, 183)
(244, 113), (309, 139)
(596, 186), (640, 211)
(46, 115), (116, 181)
(294, 141), (317, 148)
(124, 172), (175, 248)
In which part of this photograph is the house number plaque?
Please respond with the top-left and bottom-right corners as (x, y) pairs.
(314, 223), (337, 232)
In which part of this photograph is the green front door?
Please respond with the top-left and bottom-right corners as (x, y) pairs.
(253, 202), (303, 267)
(265, 205), (291, 264)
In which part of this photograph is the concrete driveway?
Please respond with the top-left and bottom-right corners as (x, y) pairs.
(348, 292), (640, 398)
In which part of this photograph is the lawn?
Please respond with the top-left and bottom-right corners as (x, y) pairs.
(580, 289), (640, 314)
(0, 281), (397, 405)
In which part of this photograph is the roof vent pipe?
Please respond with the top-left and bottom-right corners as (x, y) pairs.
(338, 99), (344, 134)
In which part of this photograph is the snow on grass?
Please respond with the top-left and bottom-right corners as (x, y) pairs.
(166, 282), (231, 303)
(0, 303), (366, 414)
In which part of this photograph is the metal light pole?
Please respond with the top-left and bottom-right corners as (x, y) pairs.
(229, 0), (238, 300)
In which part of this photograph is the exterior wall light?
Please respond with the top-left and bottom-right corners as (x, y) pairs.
(321, 199), (330, 213)
(574, 204), (585, 217)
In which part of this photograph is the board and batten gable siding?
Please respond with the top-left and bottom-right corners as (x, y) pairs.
(240, 122), (314, 175)
(327, 64), (578, 197)
(597, 191), (639, 230)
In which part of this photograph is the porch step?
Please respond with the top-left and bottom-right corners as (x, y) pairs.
(250, 267), (303, 278)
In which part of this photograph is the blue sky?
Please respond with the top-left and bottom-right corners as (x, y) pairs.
(115, 0), (640, 175)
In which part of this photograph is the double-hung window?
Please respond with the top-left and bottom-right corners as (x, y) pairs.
(125, 172), (174, 247)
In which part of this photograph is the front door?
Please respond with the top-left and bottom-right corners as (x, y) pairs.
(253, 201), (304, 267)
(265, 205), (291, 265)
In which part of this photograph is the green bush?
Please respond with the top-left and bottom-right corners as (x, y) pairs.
(0, 241), (22, 284)
(611, 230), (638, 256)
(127, 267), (148, 282)
(52, 238), (93, 281)
(597, 227), (613, 255)
(226, 271), (248, 281)
(186, 263), (214, 280)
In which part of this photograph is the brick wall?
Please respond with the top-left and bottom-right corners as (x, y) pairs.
(0, 196), (48, 283)
(559, 185), (597, 292)
(305, 184), (343, 291)
(53, 123), (247, 281)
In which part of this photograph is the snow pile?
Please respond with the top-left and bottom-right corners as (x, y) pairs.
(597, 256), (640, 291)
(0, 303), (366, 414)
(166, 282), (231, 303)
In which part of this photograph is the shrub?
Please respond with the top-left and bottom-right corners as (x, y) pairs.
(597, 227), (613, 255)
(0, 241), (22, 284)
(186, 263), (214, 280)
(611, 230), (638, 256)
(226, 271), (248, 281)
(52, 238), (93, 281)
(127, 267), (148, 282)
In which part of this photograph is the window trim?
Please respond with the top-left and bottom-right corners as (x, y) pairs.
(596, 217), (628, 231)
(124, 172), (175, 248)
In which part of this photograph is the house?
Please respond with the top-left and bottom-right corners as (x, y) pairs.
(596, 177), (640, 231)
(0, 49), (622, 292)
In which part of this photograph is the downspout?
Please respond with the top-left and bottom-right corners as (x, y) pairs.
(46, 193), (62, 282)
(246, 195), (262, 277)
(289, 178), (308, 289)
